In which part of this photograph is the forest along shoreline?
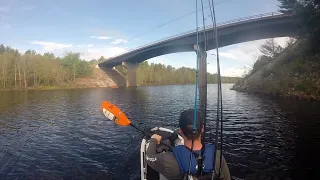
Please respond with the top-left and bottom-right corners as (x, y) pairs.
(0, 49), (240, 91)
(231, 0), (320, 101)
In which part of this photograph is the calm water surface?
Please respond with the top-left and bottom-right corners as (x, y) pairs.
(0, 84), (319, 180)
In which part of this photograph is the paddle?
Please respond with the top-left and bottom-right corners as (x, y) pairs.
(101, 101), (172, 149)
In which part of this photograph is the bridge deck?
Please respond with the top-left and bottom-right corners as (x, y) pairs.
(99, 12), (298, 68)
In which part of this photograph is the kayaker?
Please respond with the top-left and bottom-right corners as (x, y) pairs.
(146, 109), (231, 180)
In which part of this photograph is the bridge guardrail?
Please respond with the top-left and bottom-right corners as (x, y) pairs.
(104, 12), (285, 62)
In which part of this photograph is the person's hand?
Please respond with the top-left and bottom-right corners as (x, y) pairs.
(151, 134), (162, 144)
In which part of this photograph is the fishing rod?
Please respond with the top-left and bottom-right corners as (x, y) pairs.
(208, 0), (224, 179)
(101, 101), (173, 149)
(187, 0), (200, 176)
(197, 0), (209, 175)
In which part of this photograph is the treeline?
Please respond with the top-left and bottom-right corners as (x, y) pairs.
(1, 43), (239, 90)
(115, 61), (239, 85)
(0, 44), (92, 89)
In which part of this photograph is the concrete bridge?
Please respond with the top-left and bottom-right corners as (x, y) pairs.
(99, 12), (299, 87)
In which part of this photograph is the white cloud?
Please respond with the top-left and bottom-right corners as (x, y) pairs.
(219, 40), (264, 62)
(30, 41), (73, 51)
(219, 52), (237, 59)
(81, 46), (128, 60)
(219, 37), (289, 63)
(89, 36), (111, 40)
(221, 66), (251, 77)
(111, 39), (128, 45)
(275, 37), (289, 47)
(146, 38), (290, 77)
(28, 39), (127, 60)
(148, 54), (248, 77)
(76, 44), (94, 48)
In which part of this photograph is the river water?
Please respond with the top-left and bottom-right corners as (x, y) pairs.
(0, 84), (318, 180)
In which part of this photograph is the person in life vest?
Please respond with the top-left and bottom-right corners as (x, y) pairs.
(146, 109), (231, 180)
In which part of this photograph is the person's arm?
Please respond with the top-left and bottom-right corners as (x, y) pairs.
(146, 136), (181, 180)
(214, 150), (231, 180)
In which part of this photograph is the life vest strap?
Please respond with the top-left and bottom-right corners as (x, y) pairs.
(197, 155), (203, 175)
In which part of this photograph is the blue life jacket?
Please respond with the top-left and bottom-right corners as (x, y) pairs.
(172, 144), (215, 174)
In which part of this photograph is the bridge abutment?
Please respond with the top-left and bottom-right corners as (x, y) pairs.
(122, 62), (138, 87)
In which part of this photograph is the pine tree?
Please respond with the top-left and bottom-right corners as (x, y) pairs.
(259, 39), (283, 58)
(278, 0), (299, 13)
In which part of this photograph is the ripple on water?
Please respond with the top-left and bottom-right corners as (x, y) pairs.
(0, 85), (319, 179)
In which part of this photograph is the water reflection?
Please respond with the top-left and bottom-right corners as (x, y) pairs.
(0, 85), (319, 179)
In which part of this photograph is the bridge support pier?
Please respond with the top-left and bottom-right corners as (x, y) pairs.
(194, 45), (207, 113)
(122, 62), (137, 87)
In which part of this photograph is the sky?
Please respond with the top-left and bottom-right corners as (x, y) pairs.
(0, 0), (289, 77)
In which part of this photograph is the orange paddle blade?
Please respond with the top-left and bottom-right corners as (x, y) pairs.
(101, 101), (131, 126)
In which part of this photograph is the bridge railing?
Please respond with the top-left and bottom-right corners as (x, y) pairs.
(104, 12), (284, 62)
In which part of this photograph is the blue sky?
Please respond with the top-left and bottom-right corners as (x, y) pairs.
(0, 0), (288, 76)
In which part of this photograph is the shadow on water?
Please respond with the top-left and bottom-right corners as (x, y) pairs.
(270, 98), (319, 179)
(0, 85), (319, 180)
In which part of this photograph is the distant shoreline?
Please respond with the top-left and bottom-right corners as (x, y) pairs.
(0, 83), (235, 92)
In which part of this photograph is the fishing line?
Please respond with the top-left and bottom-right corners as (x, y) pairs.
(128, 0), (234, 41)
(187, 0), (200, 176)
(208, 0), (223, 178)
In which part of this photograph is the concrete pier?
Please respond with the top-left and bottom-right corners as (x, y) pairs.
(122, 62), (138, 87)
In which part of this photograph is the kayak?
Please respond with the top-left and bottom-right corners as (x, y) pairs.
(101, 102), (183, 179)
(140, 127), (184, 180)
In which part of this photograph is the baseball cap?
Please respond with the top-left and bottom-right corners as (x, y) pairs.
(179, 109), (204, 139)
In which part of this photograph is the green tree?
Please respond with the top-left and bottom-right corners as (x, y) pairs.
(43, 53), (55, 59)
(279, 0), (320, 52)
(259, 39), (283, 58)
(25, 49), (37, 55)
(252, 55), (272, 73)
(278, 0), (302, 13)
(89, 59), (98, 65)
(115, 61), (239, 86)
(98, 56), (106, 63)
(0, 44), (94, 90)
(0, 44), (5, 54)
(0, 43), (240, 90)
(62, 52), (80, 82)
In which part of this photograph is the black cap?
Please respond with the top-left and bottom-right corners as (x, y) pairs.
(179, 109), (204, 139)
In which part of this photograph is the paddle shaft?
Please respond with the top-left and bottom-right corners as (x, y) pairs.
(101, 101), (173, 149)
(130, 123), (173, 149)
(130, 123), (152, 137)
